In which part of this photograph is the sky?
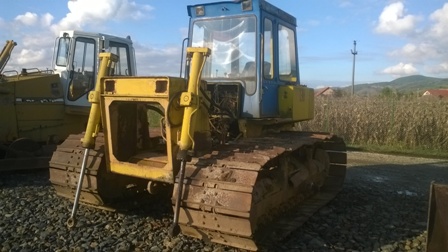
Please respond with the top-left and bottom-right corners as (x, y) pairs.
(1, 0), (448, 88)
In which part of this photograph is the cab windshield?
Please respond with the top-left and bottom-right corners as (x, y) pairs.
(191, 16), (256, 82)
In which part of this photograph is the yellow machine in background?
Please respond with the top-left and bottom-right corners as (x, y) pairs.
(0, 40), (16, 73)
(0, 31), (136, 171)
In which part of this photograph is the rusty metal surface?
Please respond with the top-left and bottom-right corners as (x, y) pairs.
(49, 131), (346, 251)
(427, 182), (448, 252)
(49, 133), (107, 205)
(173, 131), (347, 251)
(49, 133), (147, 208)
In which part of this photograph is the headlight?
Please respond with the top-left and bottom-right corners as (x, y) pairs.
(195, 6), (205, 16)
(242, 0), (252, 11)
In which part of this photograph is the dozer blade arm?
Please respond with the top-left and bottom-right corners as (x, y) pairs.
(177, 47), (211, 156)
(81, 52), (119, 149)
(171, 47), (211, 237)
(67, 52), (118, 228)
(0, 40), (17, 74)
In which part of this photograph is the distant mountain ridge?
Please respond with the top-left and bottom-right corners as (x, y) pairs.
(341, 75), (448, 95)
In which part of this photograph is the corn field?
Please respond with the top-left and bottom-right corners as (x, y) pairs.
(299, 96), (448, 151)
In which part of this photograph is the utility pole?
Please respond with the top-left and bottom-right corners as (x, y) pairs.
(351, 40), (357, 96)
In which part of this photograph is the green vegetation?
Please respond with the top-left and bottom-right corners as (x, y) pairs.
(340, 75), (448, 96)
(348, 144), (448, 160)
(300, 96), (448, 159)
(147, 105), (164, 127)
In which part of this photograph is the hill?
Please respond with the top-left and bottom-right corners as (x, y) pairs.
(341, 75), (448, 96)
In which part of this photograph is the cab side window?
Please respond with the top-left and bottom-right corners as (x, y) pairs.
(263, 18), (273, 79)
(278, 25), (297, 82)
(110, 42), (132, 76)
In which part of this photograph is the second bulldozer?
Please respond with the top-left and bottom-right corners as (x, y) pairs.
(0, 31), (136, 171)
(49, 0), (347, 250)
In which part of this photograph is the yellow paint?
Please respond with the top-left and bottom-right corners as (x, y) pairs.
(278, 85), (314, 121)
(102, 77), (186, 97)
(99, 75), (187, 180)
(0, 71), (88, 143)
(0, 40), (16, 71)
(109, 162), (174, 183)
(82, 53), (119, 148)
(178, 47), (211, 152)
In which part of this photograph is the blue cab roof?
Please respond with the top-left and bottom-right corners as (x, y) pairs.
(187, 0), (296, 27)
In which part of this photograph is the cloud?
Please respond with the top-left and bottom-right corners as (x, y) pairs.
(51, 0), (153, 34)
(374, 2), (420, 36)
(376, 3), (448, 78)
(14, 12), (39, 26)
(389, 43), (439, 63)
(426, 62), (448, 74)
(3, 38), (53, 70)
(11, 12), (54, 31)
(41, 13), (54, 27)
(15, 49), (46, 66)
(2, 0), (153, 72)
(134, 43), (182, 76)
(428, 3), (448, 42)
(20, 34), (54, 48)
(382, 62), (418, 76)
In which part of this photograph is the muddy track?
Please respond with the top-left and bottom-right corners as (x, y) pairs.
(174, 132), (346, 251)
(48, 132), (346, 251)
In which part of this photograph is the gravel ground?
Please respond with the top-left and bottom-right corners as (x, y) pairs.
(1, 151), (448, 252)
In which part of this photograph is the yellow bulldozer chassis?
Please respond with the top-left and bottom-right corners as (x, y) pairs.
(48, 50), (347, 251)
(49, 131), (346, 251)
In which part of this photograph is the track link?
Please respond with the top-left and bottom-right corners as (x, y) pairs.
(173, 132), (346, 251)
(49, 133), (147, 208)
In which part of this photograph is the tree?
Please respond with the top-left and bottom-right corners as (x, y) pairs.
(380, 87), (394, 97)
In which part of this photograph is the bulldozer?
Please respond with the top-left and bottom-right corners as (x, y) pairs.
(0, 31), (136, 171)
(49, 0), (347, 250)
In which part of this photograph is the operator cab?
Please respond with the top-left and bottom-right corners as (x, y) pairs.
(52, 30), (137, 109)
(187, 0), (299, 118)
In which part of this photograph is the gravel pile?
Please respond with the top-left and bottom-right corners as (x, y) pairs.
(1, 151), (447, 252)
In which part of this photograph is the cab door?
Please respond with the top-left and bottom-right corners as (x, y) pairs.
(66, 37), (96, 106)
(260, 16), (277, 116)
(260, 15), (299, 117)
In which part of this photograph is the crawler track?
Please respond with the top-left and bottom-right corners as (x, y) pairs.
(173, 131), (346, 251)
(49, 133), (147, 209)
(49, 132), (346, 251)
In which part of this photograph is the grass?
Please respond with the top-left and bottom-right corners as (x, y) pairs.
(347, 144), (448, 160)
